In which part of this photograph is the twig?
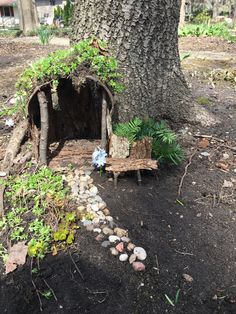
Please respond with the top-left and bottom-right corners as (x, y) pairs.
(174, 249), (194, 256)
(155, 255), (160, 274)
(178, 149), (197, 197)
(30, 259), (43, 312)
(0, 184), (5, 217)
(43, 279), (58, 301)
(69, 252), (84, 280)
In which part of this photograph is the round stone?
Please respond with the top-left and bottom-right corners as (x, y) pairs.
(110, 247), (119, 256)
(102, 227), (114, 235)
(127, 243), (136, 251)
(103, 208), (110, 216)
(101, 241), (111, 248)
(133, 247), (147, 261)
(93, 228), (101, 233)
(90, 186), (98, 194)
(119, 253), (128, 262)
(132, 262), (145, 271)
(121, 237), (131, 243)
(114, 227), (128, 238)
(91, 204), (99, 212)
(109, 235), (120, 243)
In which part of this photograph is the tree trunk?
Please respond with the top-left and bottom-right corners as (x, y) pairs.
(179, 0), (186, 28)
(38, 91), (49, 165)
(71, 0), (193, 123)
(212, 0), (219, 19)
(17, 0), (39, 34)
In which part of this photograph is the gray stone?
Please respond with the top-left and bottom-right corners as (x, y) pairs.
(101, 241), (111, 248)
(121, 237), (131, 243)
(86, 225), (94, 232)
(129, 254), (137, 264)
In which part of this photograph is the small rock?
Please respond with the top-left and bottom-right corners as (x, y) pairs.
(90, 186), (98, 194)
(127, 243), (136, 251)
(196, 213), (201, 217)
(86, 225), (94, 232)
(103, 208), (110, 216)
(92, 218), (100, 225)
(93, 228), (101, 233)
(121, 237), (131, 243)
(200, 152), (210, 157)
(119, 253), (128, 262)
(0, 172), (7, 177)
(109, 235), (120, 243)
(83, 220), (92, 226)
(129, 254), (137, 264)
(94, 195), (103, 203)
(101, 241), (111, 248)
(110, 247), (119, 256)
(95, 234), (104, 241)
(77, 206), (85, 212)
(116, 242), (124, 253)
(102, 227), (114, 235)
(91, 204), (99, 212)
(133, 247), (147, 261)
(223, 180), (233, 188)
(114, 227), (128, 238)
(182, 273), (193, 283)
(106, 216), (113, 222)
(223, 153), (229, 160)
(98, 202), (106, 210)
(132, 262), (145, 272)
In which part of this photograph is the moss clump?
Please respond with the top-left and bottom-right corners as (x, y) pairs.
(196, 96), (211, 106)
(15, 38), (124, 116)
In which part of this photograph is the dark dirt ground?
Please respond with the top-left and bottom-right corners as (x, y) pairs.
(0, 36), (236, 314)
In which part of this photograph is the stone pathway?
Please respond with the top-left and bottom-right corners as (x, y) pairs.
(65, 168), (147, 271)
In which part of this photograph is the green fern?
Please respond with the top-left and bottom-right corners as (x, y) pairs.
(113, 117), (183, 165)
(113, 117), (142, 143)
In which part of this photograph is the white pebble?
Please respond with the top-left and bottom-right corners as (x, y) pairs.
(133, 247), (147, 261)
(93, 228), (101, 233)
(109, 235), (120, 243)
(119, 253), (128, 262)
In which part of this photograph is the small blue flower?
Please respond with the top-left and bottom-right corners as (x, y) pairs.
(92, 148), (107, 168)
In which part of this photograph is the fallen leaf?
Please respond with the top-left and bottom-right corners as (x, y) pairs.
(5, 242), (28, 274)
(198, 139), (209, 149)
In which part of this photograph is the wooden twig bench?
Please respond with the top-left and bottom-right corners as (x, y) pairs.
(106, 158), (158, 188)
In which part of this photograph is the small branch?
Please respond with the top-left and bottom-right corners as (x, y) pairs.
(0, 184), (5, 217)
(30, 259), (43, 312)
(43, 279), (58, 301)
(174, 249), (194, 256)
(69, 252), (84, 280)
(85, 75), (114, 113)
(178, 149), (197, 197)
(155, 255), (160, 274)
(38, 90), (49, 165)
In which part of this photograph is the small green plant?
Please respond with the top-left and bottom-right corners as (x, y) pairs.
(0, 167), (74, 261)
(196, 96), (211, 106)
(40, 290), (53, 299)
(114, 118), (183, 165)
(192, 10), (211, 24)
(164, 289), (181, 307)
(179, 22), (236, 41)
(0, 244), (8, 263)
(37, 26), (52, 45)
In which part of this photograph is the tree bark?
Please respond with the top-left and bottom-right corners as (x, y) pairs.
(71, 0), (198, 123)
(17, 0), (39, 34)
(38, 91), (49, 165)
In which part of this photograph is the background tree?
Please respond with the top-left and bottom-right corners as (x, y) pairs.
(17, 0), (39, 34)
(71, 0), (212, 124)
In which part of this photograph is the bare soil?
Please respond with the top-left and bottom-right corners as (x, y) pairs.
(0, 36), (236, 314)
